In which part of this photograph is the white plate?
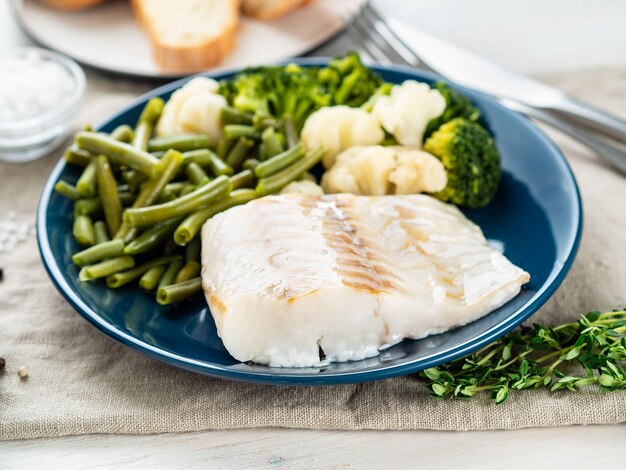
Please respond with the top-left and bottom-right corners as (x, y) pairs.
(12, 0), (365, 79)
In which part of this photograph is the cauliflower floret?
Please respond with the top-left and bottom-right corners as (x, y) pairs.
(387, 146), (448, 194)
(321, 145), (447, 196)
(321, 146), (396, 195)
(372, 80), (446, 146)
(157, 77), (227, 146)
(301, 106), (384, 169)
(279, 180), (325, 197)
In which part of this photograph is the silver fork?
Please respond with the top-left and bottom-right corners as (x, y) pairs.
(342, 3), (626, 173)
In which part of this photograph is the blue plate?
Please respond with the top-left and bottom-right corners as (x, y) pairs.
(37, 60), (582, 385)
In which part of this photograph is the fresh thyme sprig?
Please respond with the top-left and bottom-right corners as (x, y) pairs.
(419, 310), (626, 404)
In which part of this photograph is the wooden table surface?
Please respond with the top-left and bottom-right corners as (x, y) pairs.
(1, 1), (625, 468)
(2, 426), (625, 469)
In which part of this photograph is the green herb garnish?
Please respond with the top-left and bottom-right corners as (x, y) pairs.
(420, 310), (626, 403)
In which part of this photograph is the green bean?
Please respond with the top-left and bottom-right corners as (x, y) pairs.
(124, 170), (148, 193)
(96, 155), (123, 236)
(216, 139), (232, 161)
(75, 161), (98, 198)
(254, 143), (304, 178)
(72, 239), (125, 267)
(174, 260), (200, 284)
(124, 175), (231, 228)
(79, 255), (135, 282)
(110, 124), (135, 143)
(158, 259), (184, 290)
(225, 137), (254, 169)
(252, 114), (281, 130)
(157, 189), (177, 204)
(151, 150), (166, 158)
(256, 147), (326, 196)
(83, 124), (94, 132)
(93, 221), (110, 244)
(261, 127), (284, 159)
(186, 162), (210, 186)
(133, 98), (164, 150)
(182, 149), (212, 167)
(76, 131), (162, 177)
(242, 159), (260, 171)
(131, 150), (184, 208)
(139, 266), (167, 291)
(229, 170), (255, 190)
(283, 117), (298, 148)
(118, 192), (135, 207)
(223, 125), (260, 141)
(105, 255), (181, 288)
(299, 172), (317, 183)
(258, 143), (267, 161)
(179, 184), (196, 197)
(64, 146), (93, 167)
(221, 106), (253, 125)
(123, 218), (181, 255)
(74, 198), (102, 217)
(185, 237), (201, 263)
(173, 189), (257, 245)
(147, 134), (209, 152)
(157, 277), (202, 305)
(164, 182), (186, 195)
(55, 181), (81, 200)
(73, 214), (95, 247)
(114, 149), (184, 242)
(206, 150), (233, 177)
(117, 183), (130, 193)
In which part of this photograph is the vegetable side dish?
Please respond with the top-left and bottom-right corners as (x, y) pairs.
(53, 54), (523, 366)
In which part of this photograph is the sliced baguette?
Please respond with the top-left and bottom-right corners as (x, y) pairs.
(241, 0), (313, 20)
(131, 0), (239, 72)
(39, 0), (109, 10)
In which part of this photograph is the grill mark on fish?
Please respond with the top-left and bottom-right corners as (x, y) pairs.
(310, 197), (400, 294)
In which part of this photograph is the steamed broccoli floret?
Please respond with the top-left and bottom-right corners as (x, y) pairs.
(218, 53), (383, 130)
(423, 117), (500, 208)
(218, 64), (329, 129)
(317, 52), (383, 107)
(424, 82), (481, 138)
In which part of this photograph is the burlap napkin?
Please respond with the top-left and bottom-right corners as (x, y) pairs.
(0, 68), (625, 441)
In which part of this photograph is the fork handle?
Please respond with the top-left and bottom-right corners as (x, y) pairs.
(507, 100), (626, 174)
(546, 97), (626, 146)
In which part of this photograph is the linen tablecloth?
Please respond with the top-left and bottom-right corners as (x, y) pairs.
(1, 67), (625, 440)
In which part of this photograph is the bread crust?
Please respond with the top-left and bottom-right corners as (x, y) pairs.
(39, 0), (109, 10)
(241, 0), (313, 20)
(131, 0), (240, 72)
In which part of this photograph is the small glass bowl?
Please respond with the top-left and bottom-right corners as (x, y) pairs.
(0, 47), (85, 163)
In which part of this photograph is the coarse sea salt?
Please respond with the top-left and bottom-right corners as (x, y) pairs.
(0, 49), (74, 123)
(0, 211), (34, 253)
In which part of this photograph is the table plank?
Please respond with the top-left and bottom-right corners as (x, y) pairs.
(2, 425), (624, 469)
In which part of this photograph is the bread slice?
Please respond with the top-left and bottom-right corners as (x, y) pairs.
(131, 0), (239, 72)
(39, 0), (109, 10)
(241, 0), (312, 20)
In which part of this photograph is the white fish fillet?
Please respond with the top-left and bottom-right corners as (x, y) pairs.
(201, 194), (530, 367)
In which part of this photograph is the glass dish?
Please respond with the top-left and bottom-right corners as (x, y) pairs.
(0, 47), (85, 163)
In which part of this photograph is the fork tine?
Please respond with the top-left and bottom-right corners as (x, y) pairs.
(356, 8), (411, 66)
(349, 13), (394, 64)
(362, 3), (434, 71)
(338, 3), (383, 63)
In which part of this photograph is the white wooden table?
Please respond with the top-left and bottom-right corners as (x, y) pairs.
(1, 1), (625, 467)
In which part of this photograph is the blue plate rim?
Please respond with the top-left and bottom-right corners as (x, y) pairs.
(37, 59), (583, 385)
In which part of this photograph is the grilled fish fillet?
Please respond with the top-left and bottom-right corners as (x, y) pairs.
(201, 194), (530, 367)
